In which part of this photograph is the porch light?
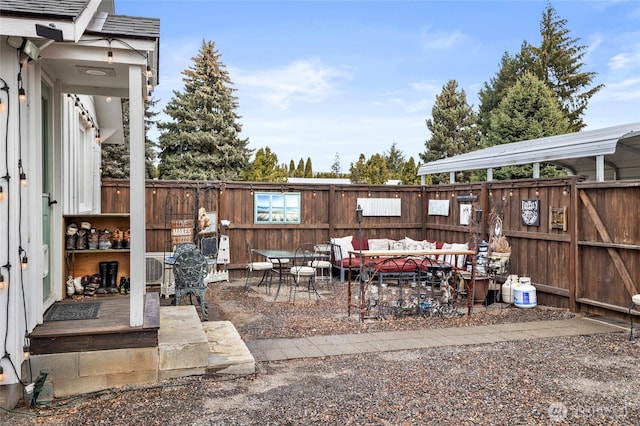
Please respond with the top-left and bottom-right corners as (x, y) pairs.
(0, 274), (5, 289)
(23, 344), (30, 360)
(0, 97), (3, 112)
(19, 171), (27, 186)
(535, 187), (540, 197)
(146, 78), (153, 93)
(21, 254), (28, 270)
(0, 186), (4, 201)
(0, 366), (5, 382)
(145, 64), (153, 77)
(17, 66), (26, 102)
(107, 50), (113, 64)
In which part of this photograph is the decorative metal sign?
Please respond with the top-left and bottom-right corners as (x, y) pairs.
(521, 199), (540, 226)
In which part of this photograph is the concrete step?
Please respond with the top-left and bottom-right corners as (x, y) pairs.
(158, 306), (210, 380)
(202, 321), (255, 375)
(160, 306), (255, 378)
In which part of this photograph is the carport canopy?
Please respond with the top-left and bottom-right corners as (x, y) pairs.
(417, 122), (640, 182)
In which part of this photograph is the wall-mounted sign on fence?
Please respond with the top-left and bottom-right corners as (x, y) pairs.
(254, 192), (301, 224)
(356, 198), (401, 216)
(521, 199), (540, 226)
(428, 199), (450, 216)
(549, 207), (567, 231)
(171, 219), (194, 246)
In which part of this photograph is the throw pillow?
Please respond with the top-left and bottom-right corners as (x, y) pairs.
(367, 238), (390, 251)
(330, 235), (354, 261)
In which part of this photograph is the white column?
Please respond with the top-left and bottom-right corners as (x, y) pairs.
(533, 162), (540, 178)
(596, 155), (604, 181)
(129, 65), (145, 327)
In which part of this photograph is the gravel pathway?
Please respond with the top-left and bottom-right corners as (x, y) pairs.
(1, 281), (637, 425)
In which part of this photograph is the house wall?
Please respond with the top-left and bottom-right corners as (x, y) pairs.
(0, 43), (104, 396)
(0, 43), (38, 397)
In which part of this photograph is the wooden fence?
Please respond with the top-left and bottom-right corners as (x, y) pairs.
(101, 177), (640, 319)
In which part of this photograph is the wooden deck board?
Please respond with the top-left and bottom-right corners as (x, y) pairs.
(29, 293), (160, 354)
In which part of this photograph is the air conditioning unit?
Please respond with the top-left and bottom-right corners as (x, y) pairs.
(145, 252), (175, 298)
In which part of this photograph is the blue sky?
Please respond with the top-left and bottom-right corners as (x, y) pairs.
(116, 0), (640, 172)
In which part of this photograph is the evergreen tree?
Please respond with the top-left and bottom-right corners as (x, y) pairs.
(330, 153), (341, 177)
(243, 146), (287, 182)
(399, 156), (421, 185)
(478, 5), (602, 137)
(288, 159), (296, 177)
(157, 40), (251, 180)
(349, 154), (368, 184)
(367, 154), (390, 184)
(383, 142), (405, 179)
(295, 159), (305, 177)
(477, 49), (530, 139)
(527, 4), (603, 131)
(101, 97), (159, 179)
(488, 72), (569, 179)
(420, 80), (478, 184)
(304, 157), (313, 178)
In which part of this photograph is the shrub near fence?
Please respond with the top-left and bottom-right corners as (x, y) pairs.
(101, 177), (640, 320)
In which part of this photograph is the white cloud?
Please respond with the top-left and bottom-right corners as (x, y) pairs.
(419, 27), (468, 50)
(608, 45), (640, 71)
(232, 60), (353, 110)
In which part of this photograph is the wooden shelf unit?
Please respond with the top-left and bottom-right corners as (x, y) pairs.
(63, 214), (131, 293)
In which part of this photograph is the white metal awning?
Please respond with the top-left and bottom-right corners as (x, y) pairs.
(417, 122), (640, 181)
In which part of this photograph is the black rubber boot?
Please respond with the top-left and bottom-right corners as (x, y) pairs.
(97, 261), (109, 294)
(107, 261), (119, 293)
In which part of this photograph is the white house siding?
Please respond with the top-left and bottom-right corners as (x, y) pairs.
(0, 43), (36, 390)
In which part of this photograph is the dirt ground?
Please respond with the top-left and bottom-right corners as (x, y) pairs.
(2, 278), (638, 425)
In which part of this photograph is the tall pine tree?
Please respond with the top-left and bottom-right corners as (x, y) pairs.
(420, 80), (478, 184)
(157, 40), (250, 180)
(528, 4), (603, 131)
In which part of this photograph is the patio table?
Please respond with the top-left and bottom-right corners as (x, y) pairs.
(253, 248), (328, 301)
